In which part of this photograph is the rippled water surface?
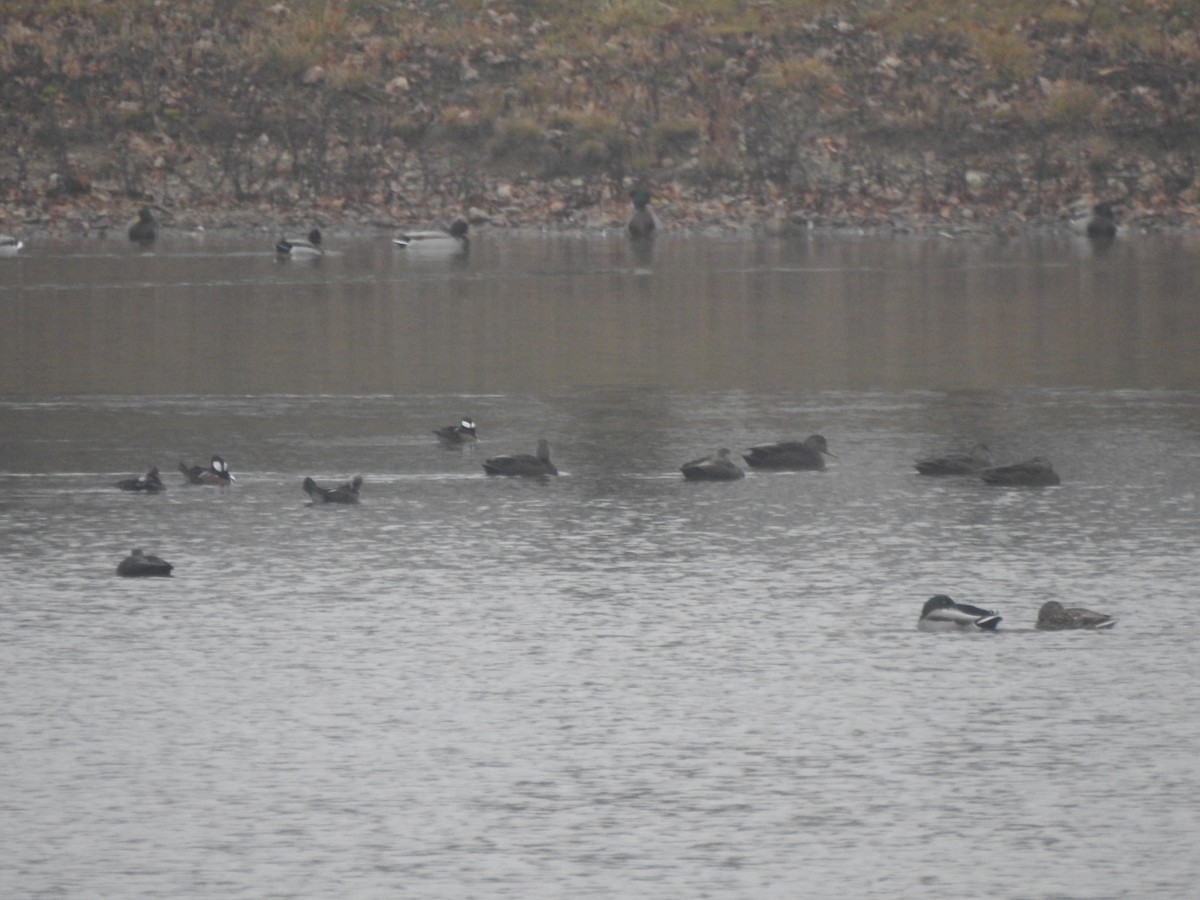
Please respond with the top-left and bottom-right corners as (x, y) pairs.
(2, 232), (1200, 898)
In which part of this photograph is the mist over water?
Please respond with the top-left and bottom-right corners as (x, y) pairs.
(2, 231), (1199, 897)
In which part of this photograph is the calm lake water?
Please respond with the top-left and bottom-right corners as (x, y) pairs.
(2, 229), (1199, 898)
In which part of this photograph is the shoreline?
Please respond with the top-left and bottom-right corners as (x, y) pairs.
(7, 194), (1200, 243)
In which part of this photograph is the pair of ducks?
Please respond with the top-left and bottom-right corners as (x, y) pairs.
(915, 444), (1061, 486)
(681, 435), (834, 481)
(274, 220), (470, 258)
(918, 595), (1117, 632)
(117, 456), (235, 490)
(434, 416), (558, 476)
(306, 415), (481, 495)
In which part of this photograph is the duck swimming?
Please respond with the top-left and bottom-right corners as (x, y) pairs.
(1036, 600), (1117, 630)
(483, 439), (558, 477)
(915, 443), (993, 476)
(275, 228), (323, 258)
(128, 207), (157, 243)
(303, 475), (362, 504)
(434, 417), (478, 448)
(116, 466), (165, 493)
(980, 457), (1060, 486)
(1085, 202), (1117, 240)
(117, 548), (173, 577)
(0, 234), (24, 256)
(628, 189), (655, 238)
(918, 594), (1002, 632)
(743, 434), (834, 471)
(179, 455), (235, 486)
(680, 448), (744, 481)
(394, 219), (469, 253)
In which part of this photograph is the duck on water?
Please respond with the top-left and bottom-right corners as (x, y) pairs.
(482, 439), (558, 477)
(917, 595), (1002, 632)
(302, 475), (363, 504)
(117, 548), (173, 577)
(434, 417), (478, 448)
(915, 443), (993, 476)
(394, 219), (469, 253)
(743, 434), (834, 471)
(980, 457), (1060, 486)
(116, 466), (165, 493)
(680, 448), (744, 481)
(179, 455), (235, 486)
(276, 229), (323, 258)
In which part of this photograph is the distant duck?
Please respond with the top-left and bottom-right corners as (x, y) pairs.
(434, 417), (478, 448)
(1036, 600), (1117, 631)
(918, 594), (1002, 632)
(275, 228), (323, 258)
(116, 548), (173, 577)
(980, 456), (1060, 486)
(1085, 202), (1117, 240)
(128, 207), (157, 243)
(179, 455), (235, 486)
(743, 434), (834, 471)
(915, 443), (994, 476)
(303, 474), (362, 504)
(116, 466), (165, 493)
(680, 448), (744, 481)
(0, 234), (24, 256)
(394, 219), (469, 252)
(628, 189), (655, 238)
(483, 439), (558, 477)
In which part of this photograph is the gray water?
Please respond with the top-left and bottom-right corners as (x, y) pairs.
(2, 230), (1199, 898)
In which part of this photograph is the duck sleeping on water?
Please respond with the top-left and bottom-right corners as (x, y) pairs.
(302, 475), (362, 504)
(915, 443), (993, 476)
(275, 229), (322, 258)
(743, 434), (834, 471)
(0, 234), (24, 256)
(917, 595), (1002, 632)
(1036, 600), (1117, 630)
(482, 439), (558, 477)
(680, 448), (744, 481)
(980, 457), (1060, 486)
(116, 466), (165, 493)
(117, 548), (173, 577)
(394, 219), (469, 252)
